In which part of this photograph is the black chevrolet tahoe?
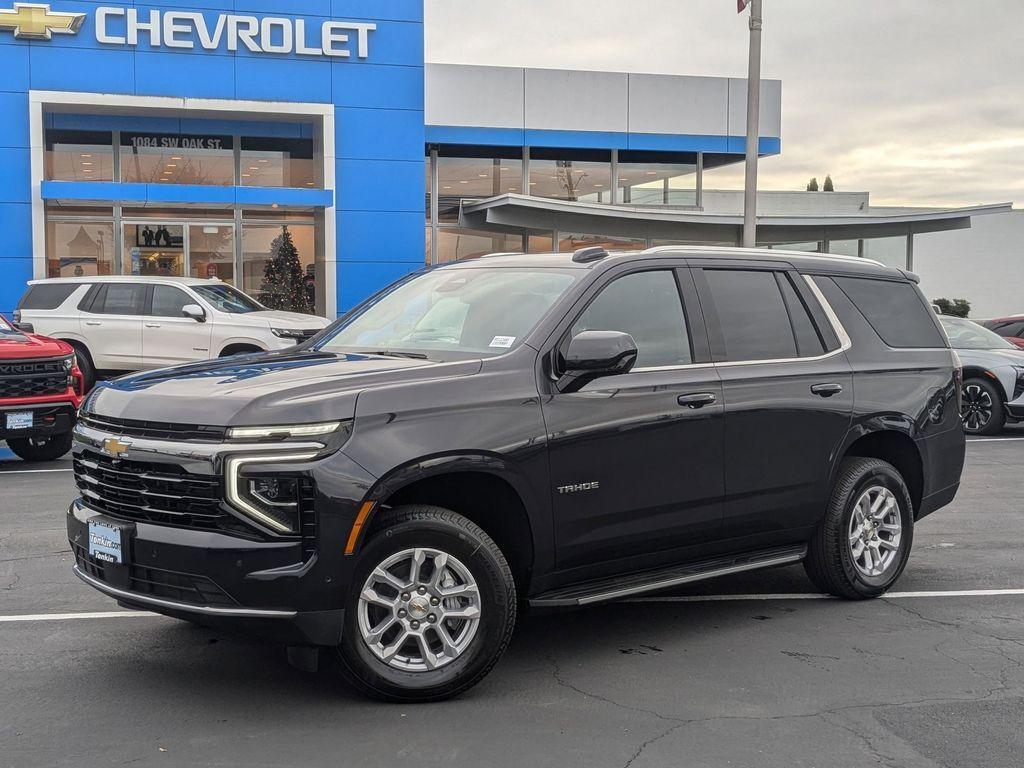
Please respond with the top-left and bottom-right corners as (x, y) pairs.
(68, 247), (966, 701)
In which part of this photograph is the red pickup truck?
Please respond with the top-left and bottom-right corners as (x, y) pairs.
(1, 314), (84, 462)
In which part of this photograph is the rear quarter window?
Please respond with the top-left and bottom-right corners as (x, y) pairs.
(18, 283), (83, 310)
(831, 276), (946, 348)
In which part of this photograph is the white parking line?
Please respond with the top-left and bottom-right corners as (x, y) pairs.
(0, 611), (159, 623)
(0, 468), (74, 475)
(968, 437), (1024, 443)
(2, 589), (1023, 623)
(625, 588), (1024, 603)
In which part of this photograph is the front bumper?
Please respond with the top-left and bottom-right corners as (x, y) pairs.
(68, 500), (346, 645)
(0, 402), (77, 440)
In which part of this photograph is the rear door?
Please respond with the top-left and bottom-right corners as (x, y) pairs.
(692, 262), (854, 537)
(79, 284), (147, 371)
(541, 264), (725, 570)
(142, 285), (214, 368)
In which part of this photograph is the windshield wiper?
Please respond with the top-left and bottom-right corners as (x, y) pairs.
(370, 350), (430, 360)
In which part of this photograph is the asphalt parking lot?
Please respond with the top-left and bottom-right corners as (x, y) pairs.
(1, 431), (1023, 768)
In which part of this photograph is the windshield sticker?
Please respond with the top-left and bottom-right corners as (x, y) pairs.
(489, 336), (516, 349)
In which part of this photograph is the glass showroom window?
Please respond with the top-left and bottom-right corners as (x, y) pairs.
(241, 224), (318, 314)
(240, 137), (317, 188)
(437, 151), (524, 222)
(436, 228), (523, 263)
(45, 219), (116, 278)
(120, 132), (234, 186)
(529, 150), (611, 203)
(44, 130), (114, 182)
(618, 152), (697, 206)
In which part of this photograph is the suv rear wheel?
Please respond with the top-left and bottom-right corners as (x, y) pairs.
(337, 505), (516, 702)
(805, 457), (914, 599)
(962, 377), (1005, 436)
(7, 432), (72, 463)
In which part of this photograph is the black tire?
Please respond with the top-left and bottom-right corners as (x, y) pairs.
(6, 431), (73, 463)
(68, 343), (96, 392)
(337, 505), (516, 702)
(804, 457), (914, 600)
(962, 377), (1005, 436)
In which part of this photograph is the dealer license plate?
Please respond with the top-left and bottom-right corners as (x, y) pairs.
(88, 519), (126, 565)
(5, 412), (32, 430)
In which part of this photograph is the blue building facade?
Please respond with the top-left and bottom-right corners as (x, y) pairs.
(0, 1), (783, 319)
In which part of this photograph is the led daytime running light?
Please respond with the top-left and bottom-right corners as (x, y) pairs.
(227, 422), (341, 440)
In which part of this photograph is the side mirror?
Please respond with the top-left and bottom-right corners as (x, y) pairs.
(182, 304), (207, 323)
(13, 322), (35, 333)
(558, 330), (638, 392)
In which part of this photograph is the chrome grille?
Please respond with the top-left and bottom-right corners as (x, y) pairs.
(73, 450), (244, 533)
(78, 413), (227, 442)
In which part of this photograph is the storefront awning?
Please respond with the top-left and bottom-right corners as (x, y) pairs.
(459, 194), (1014, 245)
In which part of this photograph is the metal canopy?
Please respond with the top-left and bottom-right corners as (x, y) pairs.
(459, 194), (1014, 245)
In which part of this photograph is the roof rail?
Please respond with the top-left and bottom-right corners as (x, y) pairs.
(480, 251), (525, 259)
(572, 246), (609, 263)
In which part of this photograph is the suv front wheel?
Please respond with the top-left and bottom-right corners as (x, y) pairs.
(337, 505), (517, 702)
(805, 457), (914, 599)
(961, 377), (1005, 436)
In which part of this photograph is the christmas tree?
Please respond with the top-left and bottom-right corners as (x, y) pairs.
(259, 226), (313, 313)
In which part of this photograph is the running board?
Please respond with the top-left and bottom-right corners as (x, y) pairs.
(529, 545), (807, 608)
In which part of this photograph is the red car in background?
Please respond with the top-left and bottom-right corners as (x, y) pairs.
(981, 316), (1024, 350)
(0, 314), (84, 462)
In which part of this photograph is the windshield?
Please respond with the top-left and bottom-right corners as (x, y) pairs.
(940, 316), (1016, 350)
(192, 284), (264, 314)
(314, 267), (578, 360)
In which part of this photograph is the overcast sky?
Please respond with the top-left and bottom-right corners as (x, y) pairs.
(425, 0), (1023, 208)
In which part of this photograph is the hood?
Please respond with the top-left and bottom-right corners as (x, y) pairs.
(0, 327), (73, 360)
(954, 347), (1024, 368)
(85, 349), (482, 428)
(244, 310), (332, 329)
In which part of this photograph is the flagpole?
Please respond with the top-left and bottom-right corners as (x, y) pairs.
(742, 0), (762, 248)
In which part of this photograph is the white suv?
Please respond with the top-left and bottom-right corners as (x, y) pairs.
(14, 277), (331, 387)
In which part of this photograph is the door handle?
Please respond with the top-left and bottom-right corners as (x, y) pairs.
(811, 383), (844, 398)
(84, 321), (102, 327)
(678, 393), (717, 409)
(145, 323), (162, 328)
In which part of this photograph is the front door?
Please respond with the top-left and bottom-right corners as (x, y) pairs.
(121, 220), (236, 284)
(79, 283), (146, 371)
(542, 266), (725, 571)
(142, 284), (214, 369)
(692, 265), (854, 537)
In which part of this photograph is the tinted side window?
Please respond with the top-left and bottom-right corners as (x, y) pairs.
(833, 276), (945, 348)
(703, 269), (797, 362)
(150, 286), (192, 318)
(777, 274), (827, 357)
(92, 285), (146, 316)
(572, 270), (692, 368)
(19, 283), (82, 310)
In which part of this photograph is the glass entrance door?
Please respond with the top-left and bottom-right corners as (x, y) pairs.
(121, 220), (236, 284)
(123, 222), (186, 277)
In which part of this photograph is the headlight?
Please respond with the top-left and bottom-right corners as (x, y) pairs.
(1012, 366), (1024, 400)
(63, 355), (76, 372)
(225, 453), (317, 534)
(227, 421), (344, 441)
(271, 328), (312, 340)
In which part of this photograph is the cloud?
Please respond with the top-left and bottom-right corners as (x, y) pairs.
(425, 0), (1023, 207)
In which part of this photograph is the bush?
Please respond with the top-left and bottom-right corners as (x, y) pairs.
(933, 298), (971, 318)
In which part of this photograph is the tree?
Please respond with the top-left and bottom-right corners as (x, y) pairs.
(259, 226), (313, 314)
(806, 177), (819, 192)
(933, 297), (971, 318)
(823, 175), (835, 192)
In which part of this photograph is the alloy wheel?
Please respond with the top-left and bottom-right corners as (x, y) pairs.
(962, 384), (993, 433)
(847, 486), (903, 578)
(357, 547), (482, 672)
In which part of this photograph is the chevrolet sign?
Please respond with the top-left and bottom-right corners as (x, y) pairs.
(0, 4), (377, 59)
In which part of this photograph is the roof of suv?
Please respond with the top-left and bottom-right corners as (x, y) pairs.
(27, 276), (224, 287)
(443, 246), (910, 279)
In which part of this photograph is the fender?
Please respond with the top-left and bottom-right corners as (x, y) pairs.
(828, 414), (919, 478)
(354, 450), (550, 573)
(217, 336), (269, 355)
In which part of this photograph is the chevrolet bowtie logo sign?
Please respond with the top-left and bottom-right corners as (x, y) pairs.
(0, 2), (84, 40)
(101, 437), (132, 460)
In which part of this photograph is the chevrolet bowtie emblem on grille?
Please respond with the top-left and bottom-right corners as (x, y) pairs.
(101, 437), (132, 460)
(0, 3), (85, 40)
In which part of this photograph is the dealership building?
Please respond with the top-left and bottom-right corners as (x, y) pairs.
(0, 1), (1012, 319)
